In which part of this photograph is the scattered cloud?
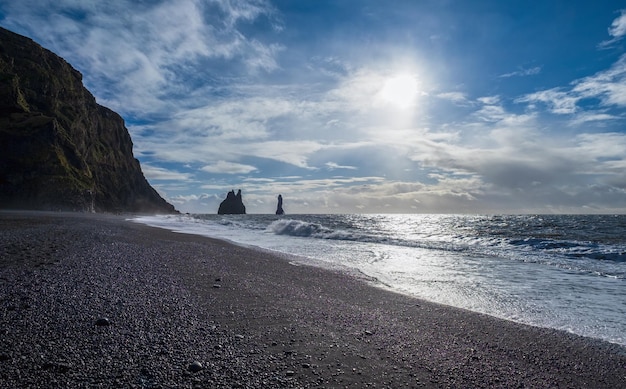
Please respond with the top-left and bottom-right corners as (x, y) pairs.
(325, 162), (358, 171)
(516, 53), (626, 116)
(3, 1), (626, 213)
(0, 0), (281, 117)
(499, 66), (542, 78)
(141, 164), (193, 181)
(477, 96), (500, 105)
(572, 54), (626, 107)
(516, 88), (579, 114)
(436, 92), (470, 105)
(569, 112), (621, 126)
(599, 10), (626, 48)
(201, 161), (258, 174)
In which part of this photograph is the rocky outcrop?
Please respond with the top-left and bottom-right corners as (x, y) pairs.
(218, 190), (246, 215)
(276, 194), (285, 215)
(0, 27), (176, 213)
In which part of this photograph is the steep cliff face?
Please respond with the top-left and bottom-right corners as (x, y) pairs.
(0, 27), (176, 213)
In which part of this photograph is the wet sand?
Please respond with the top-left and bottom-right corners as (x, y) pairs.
(1, 210), (625, 388)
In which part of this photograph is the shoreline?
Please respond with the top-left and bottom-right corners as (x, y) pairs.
(1, 211), (625, 387)
(133, 212), (626, 348)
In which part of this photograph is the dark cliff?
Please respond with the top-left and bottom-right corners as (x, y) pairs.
(0, 27), (176, 213)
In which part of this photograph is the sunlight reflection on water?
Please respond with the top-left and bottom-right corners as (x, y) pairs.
(133, 213), (626, 346)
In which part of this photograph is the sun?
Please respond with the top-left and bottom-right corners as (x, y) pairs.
(379, 74), (418, 109)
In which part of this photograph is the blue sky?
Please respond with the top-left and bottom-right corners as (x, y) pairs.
(2, 1), (626, 214)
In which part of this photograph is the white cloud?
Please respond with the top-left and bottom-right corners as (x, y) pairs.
(474, 104), (508, 122)
(572, 54), (626, 107)
(516, 54), (626, 117)
(499, 66), (541, 78)
(609, 11), (626, 37)
(141, 164), (193, 181)
(213, 0), (279, 28)
(404, 103), (626, 205)
(436, 92), (470, 105)
(245, 41), (284, 72)
(169, 193), (209, 203)
(328, 68), (388, 111)
(600, 10), (626, 48)
(325, 162), (357, 170)
(569, 112), (620, 126)
(239, 140), (324, 169)
(574, 132), (626, 162)
(201, 161), (258, 174)
(327, 66), (427, 113)
(4, 1), (626, 214)
(516, 88), (579, 114)
(253, 175), (491, 214)
(477, 96), (500, 105)
(166, 192), (223, 210)
(1, 0), (281, 116)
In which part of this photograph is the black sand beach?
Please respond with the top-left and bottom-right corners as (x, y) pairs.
(1, 211), (625, 388)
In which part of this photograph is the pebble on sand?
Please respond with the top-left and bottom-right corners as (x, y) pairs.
(188, 361), (204, 373)
(95, 318), (111, 326)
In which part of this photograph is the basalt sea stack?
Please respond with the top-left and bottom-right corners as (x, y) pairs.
(218, 189), (246, 215)
(276, 194), (285, 215)
(0, 27), (176, 213)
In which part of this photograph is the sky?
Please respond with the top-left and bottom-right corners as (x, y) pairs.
(1, 1), (626, 214)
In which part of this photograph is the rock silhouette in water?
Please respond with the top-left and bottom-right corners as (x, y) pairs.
(0, 27), (176, 213)
(218, 189), (246, 214)
(276, 194), (285, 215)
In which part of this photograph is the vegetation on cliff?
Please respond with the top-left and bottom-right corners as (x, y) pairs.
(0, 27), (176, 213)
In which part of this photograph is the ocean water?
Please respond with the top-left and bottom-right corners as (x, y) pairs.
(133, 214), (626, 346)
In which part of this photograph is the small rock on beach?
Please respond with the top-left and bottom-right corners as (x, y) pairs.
(95, 318), (111, 326)
(188, 361), (204, 373)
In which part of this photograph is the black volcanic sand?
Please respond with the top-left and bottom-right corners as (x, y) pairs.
(1, 211), (625, 388)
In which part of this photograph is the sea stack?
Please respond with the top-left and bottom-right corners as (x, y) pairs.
(218, 189), (246, 215)
(276, 194), (285, 215)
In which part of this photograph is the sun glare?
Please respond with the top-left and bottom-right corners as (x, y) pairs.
(379, 74), (418, 109)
